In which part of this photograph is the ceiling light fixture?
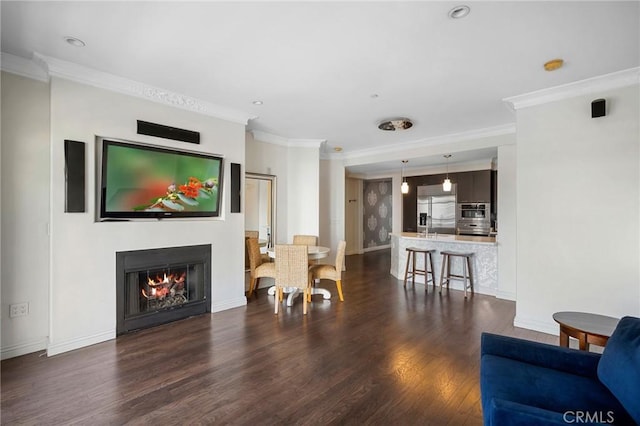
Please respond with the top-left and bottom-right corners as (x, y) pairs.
(334, 146), (343, 152)
(378, 118), (413, 131)
(544, 58), (564, 71)
(401, 160), (409, 194)
(252, 100), (263, 105)
(443, 155), (452, 192)
(448, 5), (470, 19)
(64, 36), (86, 47)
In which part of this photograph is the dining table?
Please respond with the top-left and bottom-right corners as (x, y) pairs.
(266, 245), (332, 306)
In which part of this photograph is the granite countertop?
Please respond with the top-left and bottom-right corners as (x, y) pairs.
(393, 232), (497, 245)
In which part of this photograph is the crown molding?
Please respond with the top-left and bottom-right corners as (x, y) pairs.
(0, 52), (49, 82)
(504, 67), (640, 111)
(341, 123), (515, 161)
(251, 130), (325, 148)
(32, 52), (256, 124)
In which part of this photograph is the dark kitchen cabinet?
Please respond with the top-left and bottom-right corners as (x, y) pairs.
(456, 170), (491, 203)
(474, 170), (491, 202)
(454, 172), (474, 203)
(402, 176), (418, 232)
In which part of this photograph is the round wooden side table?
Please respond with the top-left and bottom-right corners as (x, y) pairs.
(552, 311), (619, 351)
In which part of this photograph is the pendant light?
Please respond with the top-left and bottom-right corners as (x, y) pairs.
(443, 155), (452, 192)
(401, 160), (409, 194)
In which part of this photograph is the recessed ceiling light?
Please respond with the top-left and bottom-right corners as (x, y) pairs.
(370, 94), (379, 99)
(334, 146), (343, 152)
(544, 58), (564, 71)
(252, 100), (263, 105)
(448, 5), (470, 19)
(378, 118), (413, 131)
(64, 36), (85, 47)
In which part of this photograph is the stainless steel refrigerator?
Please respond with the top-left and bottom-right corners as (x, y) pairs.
(417, 184), (456, 234)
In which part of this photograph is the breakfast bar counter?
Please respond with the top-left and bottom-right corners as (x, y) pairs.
(390, 232), (498, 295)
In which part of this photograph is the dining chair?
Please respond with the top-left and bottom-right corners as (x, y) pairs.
(245, 230), (259, 238)
(244, 230), (259, 269)
(292, 235), (318, 246)
(246, 237), (276, 298)
(274, 244), (313, 314)
(309, 240), (346, 301)
(293, 234), (318, 266)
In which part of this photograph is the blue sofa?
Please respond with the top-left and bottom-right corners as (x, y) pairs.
(480, 316), (640, 425)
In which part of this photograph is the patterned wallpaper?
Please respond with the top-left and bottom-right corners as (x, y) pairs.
(363, 179), (393, 248)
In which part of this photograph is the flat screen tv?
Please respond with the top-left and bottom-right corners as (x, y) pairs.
(98, 138), (224, 220)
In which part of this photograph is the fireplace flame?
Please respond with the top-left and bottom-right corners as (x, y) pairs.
(142, 272), (187, 300)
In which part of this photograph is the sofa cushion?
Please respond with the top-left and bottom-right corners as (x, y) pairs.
(482, 354), (634, 425)
(598, 316), (640, 424)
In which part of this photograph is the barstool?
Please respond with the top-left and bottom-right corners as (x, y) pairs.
(404, 247), (436, 290)
(439, 251), (475, 298)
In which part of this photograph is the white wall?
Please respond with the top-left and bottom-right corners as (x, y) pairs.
(287, 147), (320, 241)
(497, 144), (517, 300)
(245, 133), (321, 244)
(245, 132), (289, 244)
(319, 159), (345, 264)
(1, 72), (50, 359)
(515, 84), (640, 333)
(45, 77), (246, 356)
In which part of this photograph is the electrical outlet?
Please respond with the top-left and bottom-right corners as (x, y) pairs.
(9, 302), (29, 318)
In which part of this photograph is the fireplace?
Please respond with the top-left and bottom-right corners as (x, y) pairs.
(116, 245), (211, 335)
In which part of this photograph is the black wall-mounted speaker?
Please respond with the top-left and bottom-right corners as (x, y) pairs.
(591, 99), (606, 118)
(230, 163), (241, 213)
(64, 140), (86, 213)
(137, 120), (200, 144)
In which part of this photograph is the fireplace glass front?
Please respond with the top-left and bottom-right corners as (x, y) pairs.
(116, 245), (211, 335)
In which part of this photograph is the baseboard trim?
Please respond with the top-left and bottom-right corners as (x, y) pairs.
(211, 297), (246, 313)
(513, 316), (558, 336)
(47, 330), (115, 357)
(363, 244), (390, 253)
(495, 290), (516, 301)
(346, 249), (364, 256)
(1, 338), (48, 360)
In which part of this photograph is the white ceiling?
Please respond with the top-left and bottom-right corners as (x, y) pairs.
(2, 1), (639, 175)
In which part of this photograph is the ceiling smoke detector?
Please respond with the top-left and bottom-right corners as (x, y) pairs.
(378, 118), (413, 131)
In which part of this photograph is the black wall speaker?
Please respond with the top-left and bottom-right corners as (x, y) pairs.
(591, 99), (606, 118)
(230, 163), (241, 213)
(64, 140), (86, 213)
(137, 120), (200, 144)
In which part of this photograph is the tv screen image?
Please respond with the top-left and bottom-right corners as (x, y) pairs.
(99, 139), (223, 219)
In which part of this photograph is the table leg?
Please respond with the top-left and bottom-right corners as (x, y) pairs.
(559, 327), (569, 347)
(578, 333), (588, 351)
(269, 286), (331, 306)
(286, 289), (300, 307)
(311, 287), (331, 300)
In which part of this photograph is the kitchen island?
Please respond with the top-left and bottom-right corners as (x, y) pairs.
(391, 232), (497, 295)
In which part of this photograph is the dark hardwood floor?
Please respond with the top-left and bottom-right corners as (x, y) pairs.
(1, 249), (556, 425)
